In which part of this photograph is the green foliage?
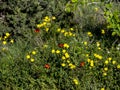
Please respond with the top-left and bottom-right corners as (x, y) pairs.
(104, 3), (120, 36)
(0, 0), (120, 90)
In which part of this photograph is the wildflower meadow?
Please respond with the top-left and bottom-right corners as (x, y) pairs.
(0, 0), (120, 90)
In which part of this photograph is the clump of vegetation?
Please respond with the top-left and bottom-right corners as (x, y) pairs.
(0, 0), (120, 90)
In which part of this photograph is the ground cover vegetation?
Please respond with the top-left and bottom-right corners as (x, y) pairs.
(0, 0), (120, 90)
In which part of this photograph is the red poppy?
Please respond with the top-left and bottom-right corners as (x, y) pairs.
(80, 62), (85, 67)
(44, 64), (50, 69)
(34, 29), (40, 33)
(58, 43), (64, 48)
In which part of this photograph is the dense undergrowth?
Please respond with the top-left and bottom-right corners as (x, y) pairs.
(0, 0), (120, 90)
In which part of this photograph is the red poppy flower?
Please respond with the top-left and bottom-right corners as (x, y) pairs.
(44, 64), (50, 69)
(34, 29), (40, 33)
(58, 43), (64, 48)
(80, 62), (85, 67)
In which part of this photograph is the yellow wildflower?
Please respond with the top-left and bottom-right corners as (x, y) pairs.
(73, 79), (78, 85)
(43, 22), (47, 26)
(68, 32), (72, 36)
(10, 39), (14, 43)
(64, 32), (68, 36)
(87, 59), (91, 62)
(57, 28), (61, 32)
(65, 52), (70, 58)
(101, 29), (105, 34)
(56, 50), (60, 54)
(87, 32), (93, 37)
(108, 57), (112, 61)
(103, 72), (107, 76)
(45, 28), (49, 32)
(52, 16), (56, 20)
(61, 29), (65, 33)
(6, 32), (10, 37)
(61, 63), (66, 67)
(62, 49), (66, 53)
(83, 41), (87, 45)
(112, 60), (116, 64)
(104, 67), (108, 71)
(70, 28), (74, 31)
(43, 44), (48, 48)
(117, 64), (120, 69)
(67, 60), (70, 63)
(70, 64), (76, 69)
(0, 37), (2, 40)
(101, 88), (105, 90)
(90, 60), (94, 67)
(32, 51), (36, 55)
(2, 41), (7, 45)
(51, 49), (55, 53)
(37, 24), (42, 28)
(26, 55), (30, 59)
(105, 60), (109, 65)
(96, 42), (100, 47)
(64, 43), (69, 48)
(62, 56), (66, 60)
(95, 7), (98, 12)
(30, 58), (34, 62)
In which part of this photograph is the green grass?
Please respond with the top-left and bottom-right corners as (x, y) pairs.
(0, 0), (120, 90)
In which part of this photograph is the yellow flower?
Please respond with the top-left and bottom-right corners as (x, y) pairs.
(26, 55), (30, 59)
(112, 60), (116, 64)
(86, 54), (89, 57)
(67, 60), (70, 63)
(103, 72), (107, 76)
(64, 43), (69, 48)
(51, 49), (55, 53)
(4, 36), (7, 39)
(95, 7), (98, 12)
(56, 50), (60, 54)
(70, 28), (74, 31)
(52, 16), (56, 20)
(6, 32), (10, 37)
(62, 49), (66, 53)
(61, 29), (65, 33)
(101, 88), (105, 90)
(108, 57), (112, 61)
(30, 58), (34, 62)
(68, 32), (72, 36)
(65, 53), (70, 58)
(43, 22), (47, 26)
(45, 28), (49, 32)
(10, 39), (14, 43)
(70, 64), (76, 69)
(90, 60), (94, 67)
(104, 67), (108, 71)
(2, 41), (7, 45)
(37, 24), (42, 28)
(87, 59), (91, 62)
(105, 60), (109, 65)
(32, 51), (36, 55)
(87, 32), (93, 37)
(72, 34), (75, 36)
(73, 79), (78, 85)
(96, 42), (100, 47)
(62, 56), (66, 60)
(83, 41), (87, 45)
(43, 44), (48, 48)
(61, 63), (66, 67)
(117, 64), (120, 69)
(0, 37), (2, 40)
(101, 29), (105, 34)
(57, 28), (61, 32)
(64, 32), (68, 36)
